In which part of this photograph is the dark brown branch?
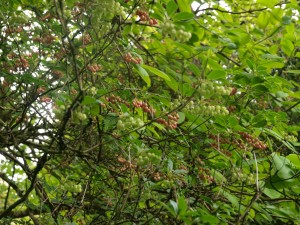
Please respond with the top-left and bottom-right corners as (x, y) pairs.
(0, 172), (24, 197)
(0, 208), (47, 219)
(285, 100), (300, 112)
(0, 201), (107, 219)
(0, 149), (31, 175)
(0, 153), (48, 219)
(237, 190), (262, 225)
(28, 212), (42, 225)
(195, 6), (268, 15)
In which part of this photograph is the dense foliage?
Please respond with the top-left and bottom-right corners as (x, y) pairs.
(0, 0), (300, 224)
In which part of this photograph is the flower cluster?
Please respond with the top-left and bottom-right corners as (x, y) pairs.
(105, 94), (130, 107)
(156, 112), (179, 129)
(5, 26), (23, 35)
(161, 21), (191, 42)
(39, 96), (52, 103)
(117, 115), (144, 130)
(103, 95), (179, 130)
(149, 18), (158, 26)
(232, 171), (255, 185)
(136, 9), (158, 26)
(198, 82), (232, 97)
(137, 152), (160, 167)
(40, 12), (53, 21)
(90, 0), (126, 37)
(198, 167), (214, 184)
(172, 99), (229, 116)
(132, 99), (156, 115)
(52, 70), (64, 79)
(123, 53), (142, 64)
(117, 156), (137, 172)
(239, 132), (267, 150)
(37, 87), (46, 94)
(82, 34), (92, 45)
(136, 9), (149, 21)
(152, 172), (162, 181)
(33, 34), (56, 45)
(14, 57), (29, 70)
(87, 64), (102, 73)
(209, 132), (267, 152)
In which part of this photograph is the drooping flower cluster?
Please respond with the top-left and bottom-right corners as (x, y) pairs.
(156, 112), (179, 129)
(239, 132), (267, 150)
(135, 9), (158, 26)
(132, 98), (156, 115)
(123, 53), (142, 64)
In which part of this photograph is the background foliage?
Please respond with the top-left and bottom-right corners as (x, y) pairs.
(0, 0), (300, 224)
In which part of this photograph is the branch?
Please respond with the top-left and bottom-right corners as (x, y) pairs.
(0, 149), (31, 175)
(236, 152), (262, 224)
(0, 201), (107, 219)
(236, 190), (262, 225)
(195, 6), (268, 15)
(0, 172), (24, 197)
(0, 153), (48, 219)
(0, 208), (47, 219)
(29, 212), (42, 225)
(285, 100), (300, 112)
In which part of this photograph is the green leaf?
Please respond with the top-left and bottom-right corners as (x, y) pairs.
(103, 114), (119, 131)
(181, 83), (194, 96)
(177, 0), (192, 13)
(165, 74), (179, 91)
(82, 96), (97, 105)
(170, 200), (178, 216)
(142, 64), (171, 81)
(153, 122), (166, 131)
(281, 38), (294, 56)
(264, 128), (297, 153)
(275, 91), (289, 98)
(147, 126), (160, 137)
(178, 196), (188, 216)
(187, 62), (201, 76)
(221, 190), (239, 208)
(263, 187), (282, 199)
(265, 174), (299, 189)
(252, 115), (267, 127)
(228, 116), (239, 128)
(173, 12), (194, 21)
(286, 154), (300, 169)
(252, 84), (269, 94)
(257, 11), (270, 29)
(207, 70), (226, 80)
(260, 61), (285, 69)
(282, 15), (292, 25)
(167, 159), (173, 171)
(199, 212), (220, 224)
(261, 54), (284, 60)
(271, 153), (295, 180)
(246, 59), (255, 71)
(134, 64), (151, 87)
(286, 70), (300, 74)
(177, 112), (185, 124)
(166, 0), (178, 17)
(257, 0), (280, 7)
